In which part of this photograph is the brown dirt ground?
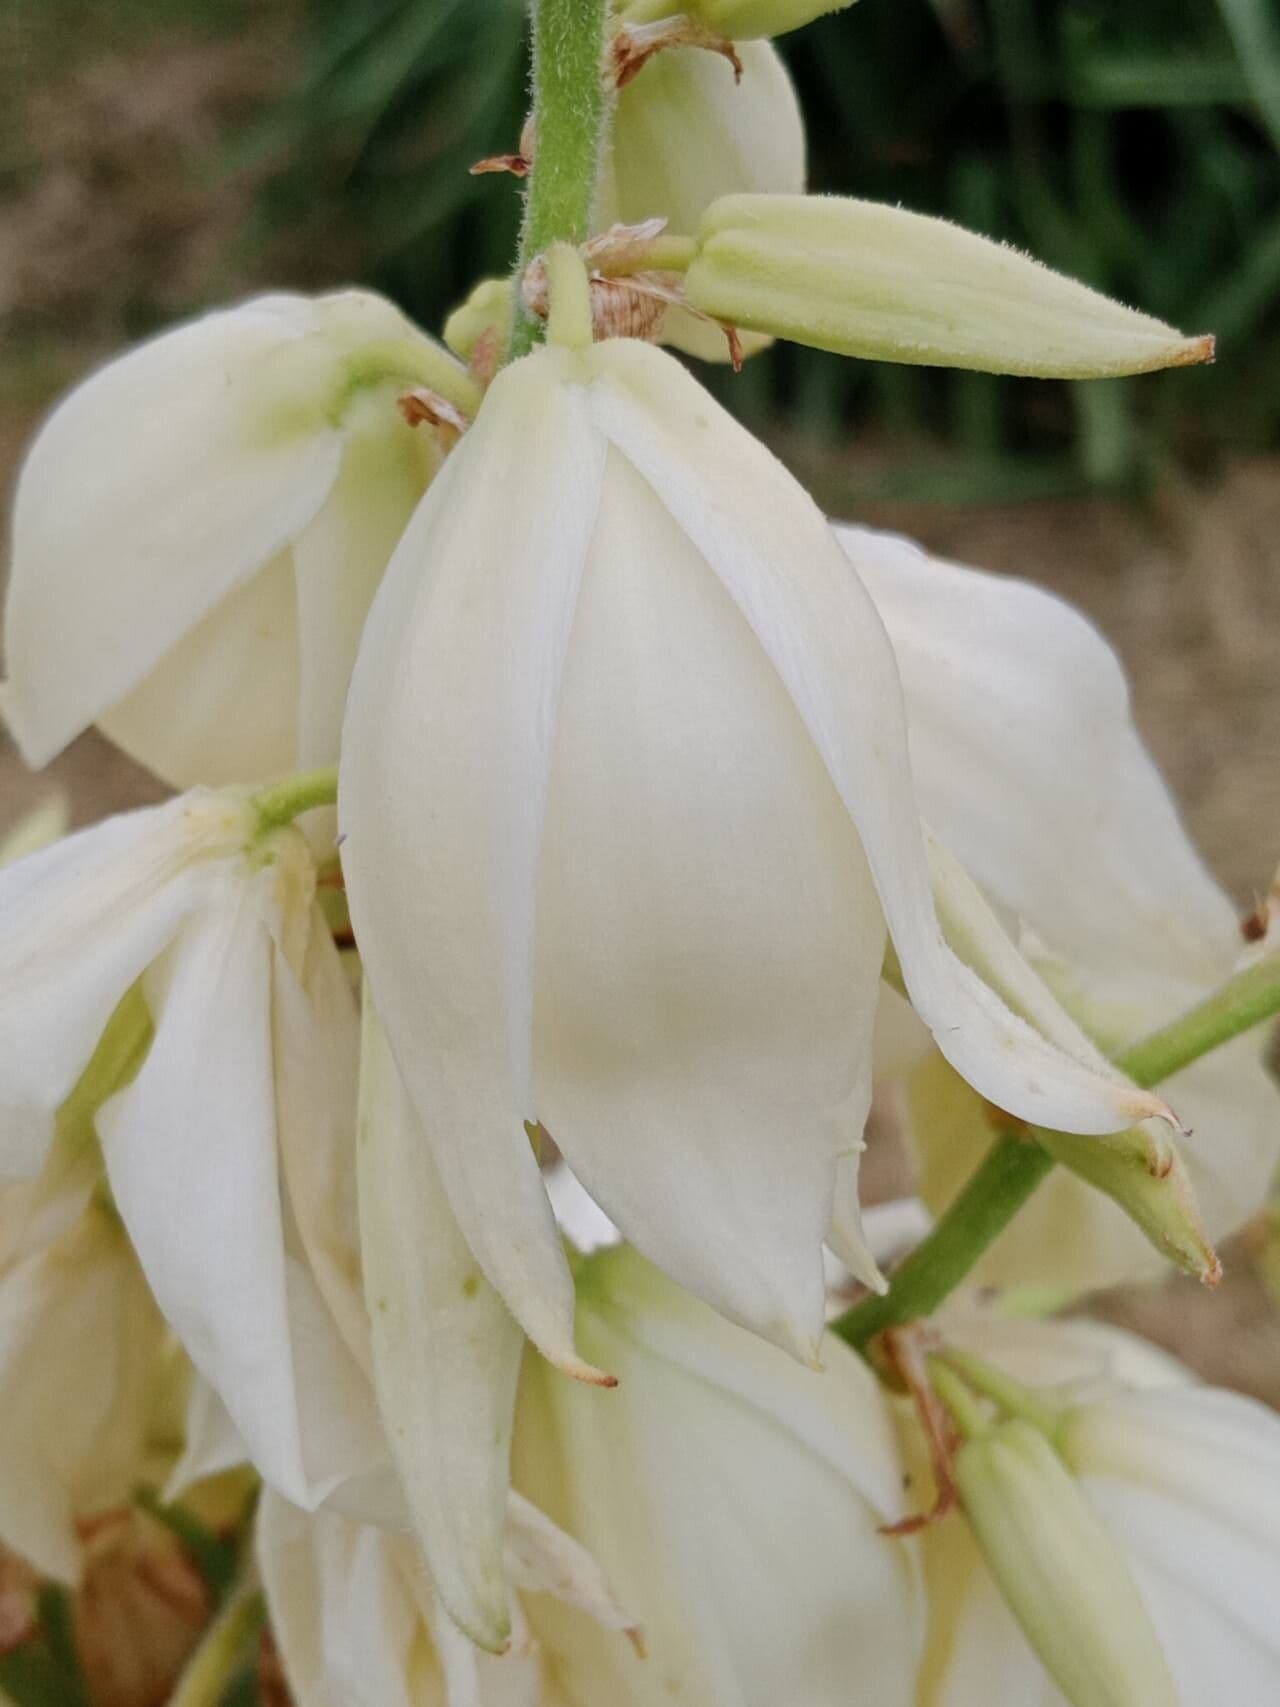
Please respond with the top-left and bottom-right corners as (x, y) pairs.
(3, 18), (1280, 1406)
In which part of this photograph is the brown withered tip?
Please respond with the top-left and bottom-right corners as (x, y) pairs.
(1175, 332), (1216, 368)
(471, 153), (531, 178)
(610, 19), (742, 91)
(624, 1626), (648, 1659)
(397, 387), (470, 438)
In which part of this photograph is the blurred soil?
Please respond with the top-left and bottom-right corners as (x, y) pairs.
(2, 10), (1280, 1405)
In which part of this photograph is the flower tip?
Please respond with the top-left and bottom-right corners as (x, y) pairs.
(1174, 332), (1215, 369)
(625, 1624), (648, 1660)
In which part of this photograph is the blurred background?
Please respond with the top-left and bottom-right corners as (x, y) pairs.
(2, 0), (1280, 1391)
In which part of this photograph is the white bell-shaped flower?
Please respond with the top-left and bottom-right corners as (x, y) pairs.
(0, 791), (383, 1509)
(339, 334), (1174, 1379)
(845, 525), (1280, 1290)
(2, 290), (472, 787)
(512, 1245), (923, 1705)
(910, 1314), (1280, 1705)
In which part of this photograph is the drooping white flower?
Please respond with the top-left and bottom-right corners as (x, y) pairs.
(339, 334), (1174, 1378)
(0, 791), (383, 1508)
(844, 525), (1280, 1290)
(512, 1244), (923, 1706)
(908, 1315), (1280, 1706)
(2, 291), (473, 787)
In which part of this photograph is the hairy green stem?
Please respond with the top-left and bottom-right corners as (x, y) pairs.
(509, 0), (611, 360)
(251, 767), (339, 832)
(833, 950), (1280, 1351)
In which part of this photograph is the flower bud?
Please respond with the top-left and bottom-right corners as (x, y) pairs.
(685, 194), (1214, 376)
(954, 1418), (1177, 1707)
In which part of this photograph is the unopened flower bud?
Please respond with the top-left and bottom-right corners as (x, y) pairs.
(954, 1417), (1177, 1707)
(685, 194), (1214, 377)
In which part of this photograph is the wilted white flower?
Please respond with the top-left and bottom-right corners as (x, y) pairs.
(0, 791), (383, 1507)
(846, 526), (1280, 1290)
(909, 1315), (1280, 1705)
(339, 333), (1173, 1380)
(2, 291), (473, 787)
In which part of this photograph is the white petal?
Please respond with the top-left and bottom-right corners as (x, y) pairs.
(96, 885), (381, 1510)
(0, 796), (238, 1176)
(258, 1497), (425, 1707)
(586, 340), (1168, 1137)
(534, 448), (883, 1357)
(504, 1490), (636, 1637)
(827, 1143), (886, 1294)
(3, 298), (343, 767)
(97, 549), (301, 788)
(847, 525), (1236, 986)
(340, 352), (607, 1377)
(0, 1208), (162, 1582)
(606, 40), (805, 235)
(166, 1380), (248, 1502)
(96, 895), (312, 1497)
(274, 918), (369, 1374)
(357, 1000), (525, 1653)
(292, 392), (440, 770)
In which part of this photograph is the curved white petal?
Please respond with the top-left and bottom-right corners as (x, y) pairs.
(534, 449), (883, 1357)
(357, 1001), (524, 1653)
(97, 549), (301, 788)
(274, 918), (368, 1374)
(513, 1247), (924, 1707)
(586, 339), (1167, 1137)
(96, 885), (379, 1509)
(292, 393), (441, 770)
(95, 896), (305, 1495)
(846, 525), (1236, 985)
(3, 298), (343, 767)
(0, 796), (240, 1177)
(340, 353), (608, 1377)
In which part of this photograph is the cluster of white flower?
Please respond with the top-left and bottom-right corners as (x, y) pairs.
(2, 0), (1279, 1703)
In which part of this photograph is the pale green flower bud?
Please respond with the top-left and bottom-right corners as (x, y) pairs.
(685, 193), (1214, 377)
(954, 1418), (1178, 1707)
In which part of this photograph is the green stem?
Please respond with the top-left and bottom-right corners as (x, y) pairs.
(251, 767), (339, 832)
(509, 0), (611, 360)
(833, 950), (1280, 1352)
(1116, 951), (1280, 1086)
(168, 1582), (265, 1707)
